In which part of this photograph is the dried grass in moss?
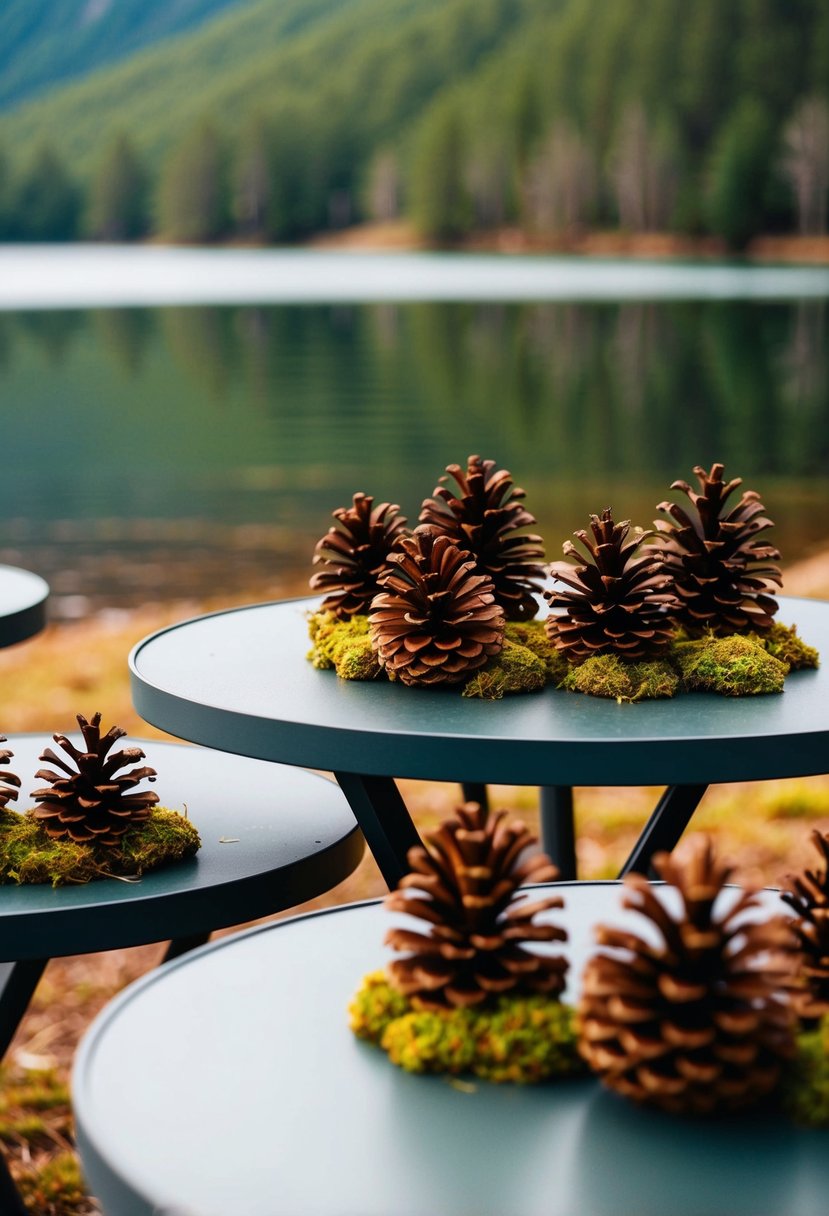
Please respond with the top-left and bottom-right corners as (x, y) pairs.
(349, 971), (583, 1084)
(561, 655), (679, 702)
(0, 807), (200, 886)
(757, 621), (820, 671)
(462, 640), (547, 700)
(674, 634), (788, 696)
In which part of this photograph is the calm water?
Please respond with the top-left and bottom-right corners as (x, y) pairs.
(1, 251), (827, 617)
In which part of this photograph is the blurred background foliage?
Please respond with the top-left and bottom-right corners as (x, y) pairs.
(0, 0), (827, 248)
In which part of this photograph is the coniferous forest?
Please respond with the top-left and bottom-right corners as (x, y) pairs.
(0, 0), (827, 249)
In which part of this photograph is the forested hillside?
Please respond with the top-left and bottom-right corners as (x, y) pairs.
(0, 0), (827, 248)
(0, 0), (249, 109)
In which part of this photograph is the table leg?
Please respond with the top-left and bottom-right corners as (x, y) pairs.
(0, 960), (47, 1216)
(334, 773), (421, 890)
(0, 1150), (27, 1216)
(461, 783), (489, 810)
(540, 787), (577, 879)
(163, 933), (212, 963)
(618, 784), (709, 877)
(0, 960), (46, 1060)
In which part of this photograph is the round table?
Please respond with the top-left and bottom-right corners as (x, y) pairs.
(0, 734), (363, 1216)
(73, 883), (826, 1216)
(0, 565), (48, 648)
(130, 595), (829, 885)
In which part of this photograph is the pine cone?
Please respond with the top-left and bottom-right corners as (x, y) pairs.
(31, 713), (159, 846)
(781, 831), (829, 1020)
(385, 802), (567, 1011)
(544, 508), (677, 664)
(0, 738), (20, 811)
(653, 463), (782, 635)
(310, 493), (409, 619)
(579, 836), (796, 1115)
(369, 529), (505, 686)
(419, 455), (545, 621)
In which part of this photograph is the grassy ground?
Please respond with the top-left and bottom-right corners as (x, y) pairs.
(1, 561), (828, 1211)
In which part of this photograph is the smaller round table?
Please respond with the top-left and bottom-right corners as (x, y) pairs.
(0, 565), (48, 648)
(74, 883), (827, 1216)
(0, 735), (363, 1216)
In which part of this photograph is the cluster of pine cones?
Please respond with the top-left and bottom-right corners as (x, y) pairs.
(0, 714), (159, 847)
(311, 457), (782, 686)
(383, 800), (829, 1116)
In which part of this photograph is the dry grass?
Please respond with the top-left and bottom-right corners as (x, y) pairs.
(1, 571), (828, 1210)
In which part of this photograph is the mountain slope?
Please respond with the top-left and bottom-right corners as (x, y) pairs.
(0, 0), (255, 109)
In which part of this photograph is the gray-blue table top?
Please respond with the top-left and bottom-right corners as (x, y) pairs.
(0, 735), (363, 960)
(0, 564), (48, 648)
(130, 594), (828, 786)
(74, 882), (826, 1216)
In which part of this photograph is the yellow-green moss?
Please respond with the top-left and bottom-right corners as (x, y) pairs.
(462, 641), (547, 700)
(0, 807), (201, 887)
(674, 634), (788, 696)
(307, 611), (372, 670)
(757, 621), (820, 671)
(561, 654), (679, 702)
(334, 635), (382, 681)
(782, 1016), (829, 1127)
(504, 620), (570, 683)
(349, 972), (583, 1084)
(349, 969), (412, 1041)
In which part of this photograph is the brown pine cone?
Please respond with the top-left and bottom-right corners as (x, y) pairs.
(369, 529), (505, 686)
(385, 801), (567, 1010)
(31, 712), (159, 846)
(781, 830), (829, 1020)
(579, 836), (796, 1115)
(653, 462), (782, 635)
(419, 455), (545, 621)
(310, 493), (409, 619)
(544, 507), (677, 664)
(0, 738), (21, 811)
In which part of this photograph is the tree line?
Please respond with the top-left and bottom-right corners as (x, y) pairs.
(1, 0), (828, 248)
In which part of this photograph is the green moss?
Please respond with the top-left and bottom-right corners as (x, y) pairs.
(561, 654), (679, 702)
(0, 807), (200, 886)
(462, 640), (547, 700)
(334, 636), (382, 681)
(348, 969), (411, 1041)
(757, 621), (820, 671)
(504, 620), (570, 683)
(307, 611), (372, 670)
(782, 1016), (829, 1126)
(674, 634), (788, 696)
(349, 973), (583, 1084)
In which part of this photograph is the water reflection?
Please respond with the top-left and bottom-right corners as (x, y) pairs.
(0, 298), (827, 613)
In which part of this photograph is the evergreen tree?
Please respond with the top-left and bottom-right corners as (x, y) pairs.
(156, 118), (229, 243)
(233, 113), (275, 240)
(706, 99), (775, 249)
(13, 142), (82, 241)
(410, 99), (469, 240)
(87, 132), (151, 241)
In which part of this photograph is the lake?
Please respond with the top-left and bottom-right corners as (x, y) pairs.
(1, 248), (827, 617)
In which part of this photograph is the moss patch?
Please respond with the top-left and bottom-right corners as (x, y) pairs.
(504, 620), (570, 683)
(308, 611), (818, 701)
(561, 654), (679, 702)
(0, 807), (200, 886)
(674, 634), (788, 696)
(757, 621), (820, 671)
(462, 640), (547, 700)
(349, 971), (583, 1084)
(782, 1016), (829, 1127)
